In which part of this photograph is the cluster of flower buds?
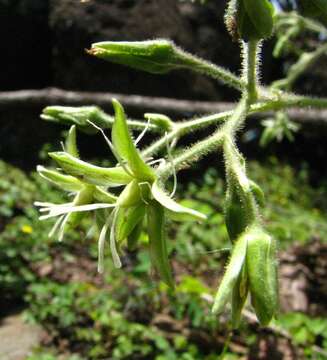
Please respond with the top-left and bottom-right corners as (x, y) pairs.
(225, 0), (275, 41)
(213, 225), (278, 327)
(35, 99), (206, 288)
(212, 139), (278, 327)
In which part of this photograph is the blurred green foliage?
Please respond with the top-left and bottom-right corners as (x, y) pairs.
(0, 158), (326, 358)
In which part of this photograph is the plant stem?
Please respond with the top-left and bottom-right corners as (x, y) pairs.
(243, 40), (259, 102)
(157, 129), (225, 179)
(176, 49), (245, 91)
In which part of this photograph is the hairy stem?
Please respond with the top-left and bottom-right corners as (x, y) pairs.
(177, 50), (245, 91)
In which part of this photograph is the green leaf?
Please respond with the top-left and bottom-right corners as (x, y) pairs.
(212, 231), (248, 314)
(112, 99), (155, 181)
(37, 165), (84, 192)
(151, 181), (206, 221)
(49, 152), (132, 187)
(147, 200), (174, 288)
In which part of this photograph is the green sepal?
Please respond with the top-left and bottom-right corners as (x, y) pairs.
(127, 220), (143, 251)
(231, 263), (249, 328)
(89, 40), (178, 74)
(224, 186), (249, 242)
(37, 165), (84, 192)
(246, 227), (279, 326)
(49, 152), (132, 187)
(93, 187), (117, 204)
(112, 99), (155, 182)
(117, 180), (142, 208)
(147, 200), (174, 288)
(65, 125), (79, 158)
(249, 180), (265, 207)
(212, 231), (248, 314)
(151, 181), (206, 222)
(115, 204), (146, 243)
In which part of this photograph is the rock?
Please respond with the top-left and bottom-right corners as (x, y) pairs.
(0, 313), (42, 360)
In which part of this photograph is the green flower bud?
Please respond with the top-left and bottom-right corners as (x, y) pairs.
(147, 200), (174, 288)
(89, 40), (180, 74)
(42, 106), (109, 133)
(226, 0), (275, 41)
(246, 227), (278, 326)
(144, 113), (174, 132)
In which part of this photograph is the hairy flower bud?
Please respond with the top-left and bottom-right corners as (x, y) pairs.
(89, 40), (179, 74)
(246, 227), (278, 325)
(225, 0), (275, 41)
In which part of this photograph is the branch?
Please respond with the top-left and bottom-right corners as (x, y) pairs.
(2, 88), (327, 127)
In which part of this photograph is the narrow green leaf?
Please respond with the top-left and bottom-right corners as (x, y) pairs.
(151, 181), (206, 221)
(147, 200), (174, 288)
(49, 152), (132, 187)
(112, 99), (155, 181)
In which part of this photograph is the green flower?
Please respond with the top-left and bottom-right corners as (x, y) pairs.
(36, 100), (206, 287)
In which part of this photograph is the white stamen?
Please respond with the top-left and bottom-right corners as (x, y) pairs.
(48, 215), (65, 237)
(110, 208), (122, 269)
(58, 214), (70, 242)
(39, 203), (116, 220)
(135, 117), (150, 145)
(98, 212), (113, 273)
